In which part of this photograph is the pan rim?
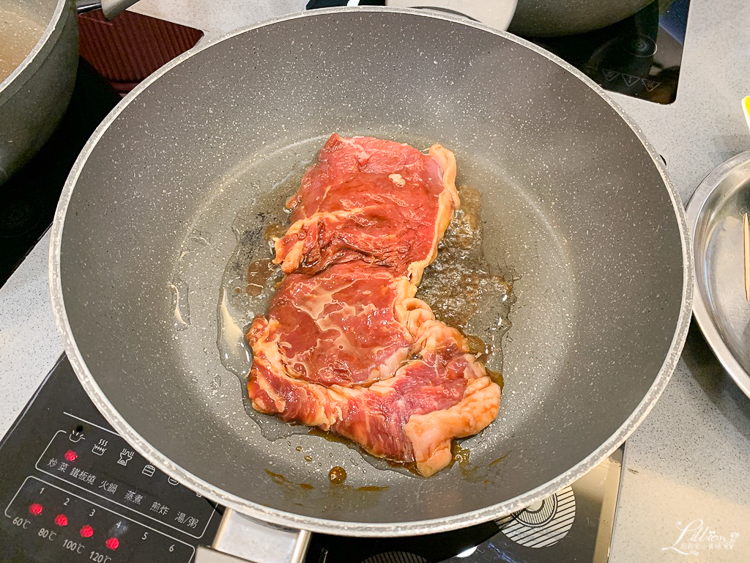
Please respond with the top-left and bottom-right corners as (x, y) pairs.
(49, 6), (694, 537)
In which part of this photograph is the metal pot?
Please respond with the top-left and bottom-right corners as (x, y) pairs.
(0, 0), (139, 185)
(509, 0), (654, 37)
(49, 7), (692, 561)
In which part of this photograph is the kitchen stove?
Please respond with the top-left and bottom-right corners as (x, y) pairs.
(1, 357), (622, 563)
(3, 0), (747, 561)
(305, 449), (622, 563)
(524, 0), (690, 105)
(0, 356), (222, 562)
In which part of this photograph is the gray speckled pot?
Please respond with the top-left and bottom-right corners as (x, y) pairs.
(50, 8), (692, 537)
(0, 0), (78, 185)
(509, 0), (653, 37)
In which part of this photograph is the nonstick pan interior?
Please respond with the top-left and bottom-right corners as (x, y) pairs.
(51, 9), (690, 535)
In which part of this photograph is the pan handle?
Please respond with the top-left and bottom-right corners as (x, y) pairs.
(195, 508), (311, 563)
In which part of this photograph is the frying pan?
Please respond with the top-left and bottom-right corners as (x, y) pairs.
(49, 5), (692, 553)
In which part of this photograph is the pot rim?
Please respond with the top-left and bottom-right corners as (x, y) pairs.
(0, 0), (72, 102)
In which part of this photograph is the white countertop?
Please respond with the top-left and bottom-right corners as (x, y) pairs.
(607, 0), (750, 559)
(1, 0), (750, 560)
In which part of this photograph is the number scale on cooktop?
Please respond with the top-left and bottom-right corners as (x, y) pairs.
(0, 356), (222, 562)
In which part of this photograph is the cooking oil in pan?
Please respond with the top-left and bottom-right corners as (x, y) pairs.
(417, 185), (515, 376)
(360, 185), (515, 476)
(215, 152), (516, 466)
(217, 173), (315, 441)
(169, 276), (191, 331)
(218, 212), (285, 381)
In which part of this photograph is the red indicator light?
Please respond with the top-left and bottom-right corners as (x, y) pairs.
(28, 503), (43, 516)
(54, 514), (69, 527)
(80, 524), (94, 538)
(105, 537), (120, 551)
(64, 450), (78, 462)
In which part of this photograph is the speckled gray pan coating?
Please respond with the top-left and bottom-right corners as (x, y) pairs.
(50, 8), (692, 536)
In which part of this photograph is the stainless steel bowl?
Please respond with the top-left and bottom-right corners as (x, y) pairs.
(686, 149), (750, 398)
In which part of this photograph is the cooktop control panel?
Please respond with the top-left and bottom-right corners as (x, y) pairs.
(0, 356), (222, 562)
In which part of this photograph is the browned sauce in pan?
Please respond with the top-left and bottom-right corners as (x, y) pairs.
(263, 223), (287, 242)
(451, 443), (512, 481)
(464, 334), (488, 363)
(450, 442), (483, 479)
(246, 259), (275, 297)
(264, 469), (315, 490)
(265, 467), (389, 492)
(452, 442), (471, 468)
(328, 466), (347, 485)
(356, 485), (388, 492)
(417, 186), (514, 376)
(385, 459), (420, 476)
(486, 368), (504, 390)
(308, 427), (351, 445)
(489, 451), (512, 467)
(218, 209), (285, 392)
(307, 186), (513, 473)
(221, 182), (515, 473)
